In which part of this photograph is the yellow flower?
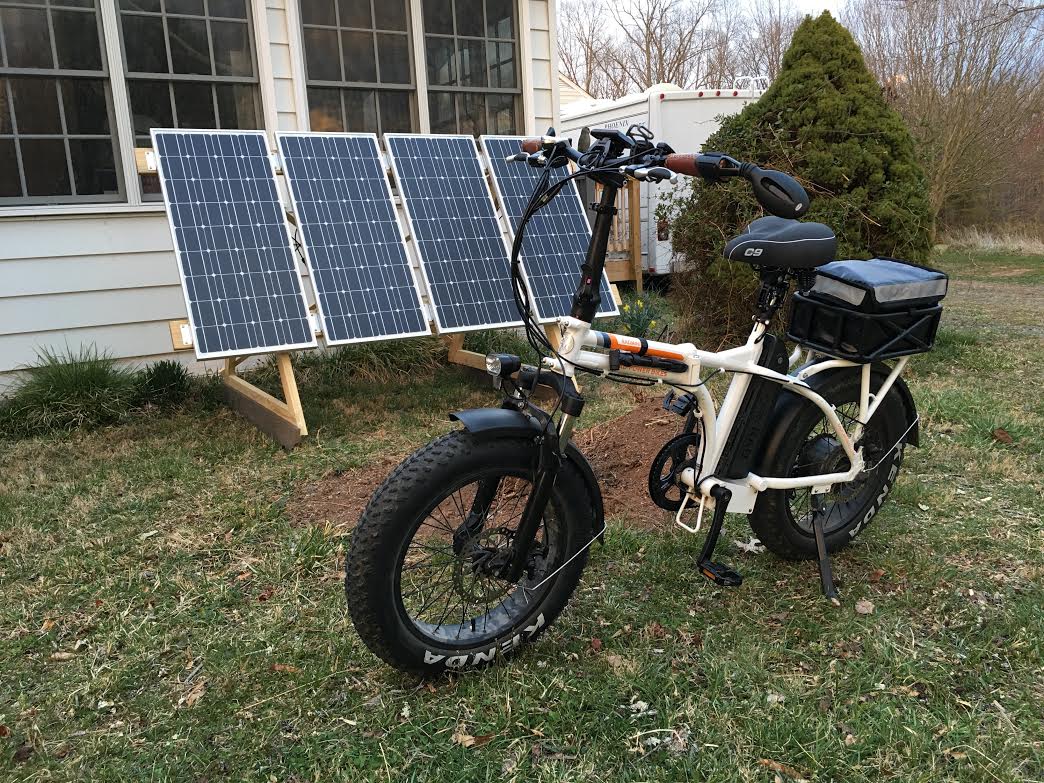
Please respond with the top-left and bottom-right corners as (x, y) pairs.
(649, 320), (657, 328)
(622, 304), (630, 312)
(636, 300), (644, 308)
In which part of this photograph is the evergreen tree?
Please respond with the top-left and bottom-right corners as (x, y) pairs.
(665, 11), (932, 343)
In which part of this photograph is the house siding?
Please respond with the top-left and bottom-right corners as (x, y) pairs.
(0, 0), (557, 389)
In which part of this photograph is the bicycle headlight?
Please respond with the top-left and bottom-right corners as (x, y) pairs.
(485, 353), (521, 378)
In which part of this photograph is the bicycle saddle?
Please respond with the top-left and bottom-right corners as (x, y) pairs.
(724, 216), (836, 269)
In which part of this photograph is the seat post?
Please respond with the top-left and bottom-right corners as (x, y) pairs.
(754, 268), (790, 324)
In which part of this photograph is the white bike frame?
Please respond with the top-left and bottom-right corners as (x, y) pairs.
(545, 315), (911, 527)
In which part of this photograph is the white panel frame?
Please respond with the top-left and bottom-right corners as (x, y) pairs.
(478, 134), (619, 320)
(275, 131), (431, 345)
(383, 133), (530, 334)
(151, 128), (318, 360)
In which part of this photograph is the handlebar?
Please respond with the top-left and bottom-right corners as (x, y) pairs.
(513, 130), (811, 219)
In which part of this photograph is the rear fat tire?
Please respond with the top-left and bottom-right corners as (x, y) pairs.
(346, 430), (594, 675)
(748, 369), (907, 561)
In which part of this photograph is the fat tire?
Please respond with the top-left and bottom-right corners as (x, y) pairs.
(749, 369), (907, 560)
(346, 430), (593, 675)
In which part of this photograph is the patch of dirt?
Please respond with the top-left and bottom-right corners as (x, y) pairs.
(290, 399), (684, 531)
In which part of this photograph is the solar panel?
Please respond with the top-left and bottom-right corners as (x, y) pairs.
(384, 134), (524, 333)
(277, 133), (429, 345)
(480, 135), (619, 321)
(152, 129), (316, 359)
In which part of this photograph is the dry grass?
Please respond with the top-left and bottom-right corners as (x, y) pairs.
(940, 225), (1044, 256)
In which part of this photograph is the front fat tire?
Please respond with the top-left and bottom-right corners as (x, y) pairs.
(749, 369), (907, 561)
(345, 430), (594, 675)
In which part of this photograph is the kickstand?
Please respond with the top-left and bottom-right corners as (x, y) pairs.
(812, 514), (840, 602)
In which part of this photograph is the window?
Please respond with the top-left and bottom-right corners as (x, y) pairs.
(302, 0), (416, 135)
(0, 0), (122, 203)
(423, 0), (518, 135)
(118, 0), (261, 193)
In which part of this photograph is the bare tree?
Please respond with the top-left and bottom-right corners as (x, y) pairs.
(845, 0), (1044, 225)
(558, 0), (630, 98)
(731, 0), (804, 81)
(609, 0), (720, 92)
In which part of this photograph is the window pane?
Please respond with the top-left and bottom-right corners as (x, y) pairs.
(166, 0), (205, 14)
(485, 0), (512, 38)
(58, 0), (96, 8)
(342, 31), (376, 82)
(69, 138), (118, 195)
(425, 37), (455, 86)
(52, 10), (103, 70)
(374, 0), (407, 31)
(487, 41), (514, 88)
(377, 33), (410, 84)
(422, 0), (452, 35)
(487, 92), (514, 133)
(173, 82), (215, 127)
(307, 87), (342, 131)
(455, 0), (483, 37)
(0, 140), (19, 197)
(0, 83), (11, 133)
(128, 80), (173, 136)
(338, 0), (371, 28)
(61, 79), (110, 134)
(458, 92), (485, 135)
(168, 17), (211, 74)
(304, 27), (341, 81)
(301, 0), (336, 26)
(343, 88), (377, 132)
(120, 0), (162, 10)
(122, 13), (168, 73)
(10, 78), (62, 134)
(1, 8), (53, 69)
(0, 139), (18, 197)
(211, 21), (252, 76)
(215, 83), (258, 128)
(379, 91), (411, 132)
(21, 139), (70, 197)
(428, 91), (454, 133)
(457, 38), (485, 87)
(210, 0), (247, 18)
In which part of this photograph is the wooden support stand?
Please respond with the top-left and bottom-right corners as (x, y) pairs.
(221, 353), (307, 449)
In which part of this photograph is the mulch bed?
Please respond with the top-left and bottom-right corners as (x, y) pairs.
(290, 399), (684, 532)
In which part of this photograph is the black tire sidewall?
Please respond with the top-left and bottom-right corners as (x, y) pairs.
(750, 370), (906, 559)
(346, 431), (593, 675)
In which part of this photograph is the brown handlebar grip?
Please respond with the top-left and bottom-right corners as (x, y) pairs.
(520, 137), (543, 153)
(664, 153), (699, 176)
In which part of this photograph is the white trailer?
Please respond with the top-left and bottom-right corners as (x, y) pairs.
(559, 83), (764, 276)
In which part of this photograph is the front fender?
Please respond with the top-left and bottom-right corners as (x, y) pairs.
(449, 407), (605, 538)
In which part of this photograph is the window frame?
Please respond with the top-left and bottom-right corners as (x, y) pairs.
(422, 0), (522, 135)
(0, 0), (127, 206)
(301, 0), (419, 136)
(115, 0), (263, 148)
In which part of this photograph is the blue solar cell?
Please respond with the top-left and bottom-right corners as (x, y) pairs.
(277, 133), (429, 344)
(152, 129), (315, 359)
(481, 135), (618, 321)
(384, 134), (523, 332)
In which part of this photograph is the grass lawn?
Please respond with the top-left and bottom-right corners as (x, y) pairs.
(1, 248), (1042, 782)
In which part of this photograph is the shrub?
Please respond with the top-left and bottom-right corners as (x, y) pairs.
(0, 346), (137, 435)
(136, 359), (191, 408)
(663, 11), (933, 345)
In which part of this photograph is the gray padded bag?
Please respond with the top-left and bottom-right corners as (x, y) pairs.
(811, 258), (948, 312)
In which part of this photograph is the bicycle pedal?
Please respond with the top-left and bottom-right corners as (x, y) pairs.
(698, 560), (743, 587)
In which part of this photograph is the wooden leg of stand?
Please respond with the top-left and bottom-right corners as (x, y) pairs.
(443, 332), (487, 370)
(221, 353), (306, 449)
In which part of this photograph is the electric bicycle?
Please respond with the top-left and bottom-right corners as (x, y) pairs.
(346, 127), (947, 674)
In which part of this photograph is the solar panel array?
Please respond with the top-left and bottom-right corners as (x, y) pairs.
(385, 134), (523, 332)
(481, 136), (618, 321)
(277, 133), (429, 344)
(152, 130), (316, 359)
